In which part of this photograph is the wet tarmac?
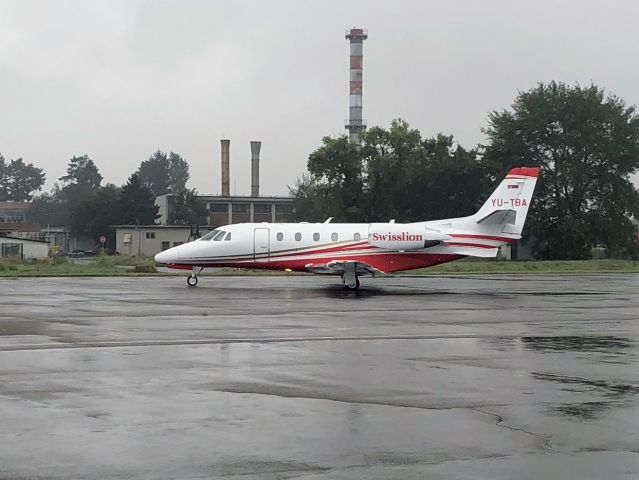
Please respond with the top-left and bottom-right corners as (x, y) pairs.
(1, 274), (638, 479)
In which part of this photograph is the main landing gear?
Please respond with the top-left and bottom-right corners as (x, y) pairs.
(341, 262), (360, 290)
(187, 266), (203, 287)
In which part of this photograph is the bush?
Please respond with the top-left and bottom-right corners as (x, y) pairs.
(0, 258), (19, 271)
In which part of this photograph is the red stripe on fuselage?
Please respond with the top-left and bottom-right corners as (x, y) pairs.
(167, 252), (464, 274)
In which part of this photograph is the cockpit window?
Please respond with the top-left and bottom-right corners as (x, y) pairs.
(213, 230), (226, 241)
(224, 232), (231, 241)
(201, 229), (220, 241)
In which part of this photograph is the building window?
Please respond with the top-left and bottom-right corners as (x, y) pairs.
(146, 232), (155, 239)
(295, 232), (302, 241)
(161, 241), (170, 250)
(6, 215), (24, 223)
(209, 203), (228, 213)
(254, 204), (271, 214)
(275, 204), (295, 214)
(354, 233), (361, 241)
(173, 241), (183, 247)
(1, 243), (23, 258)
(276, 232), (283, 241)
(232, 204), (250, 213)
(313, 232), (320, 241)
(331, 232), (338, 241)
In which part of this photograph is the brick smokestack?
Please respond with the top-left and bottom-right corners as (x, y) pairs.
(250, 141), (261, 197)
(221, 139), (230, 196)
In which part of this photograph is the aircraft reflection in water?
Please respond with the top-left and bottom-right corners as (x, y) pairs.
(155, 168), (540, 289)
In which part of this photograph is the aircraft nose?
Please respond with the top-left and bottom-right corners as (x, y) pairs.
(155, 248), (178, 264)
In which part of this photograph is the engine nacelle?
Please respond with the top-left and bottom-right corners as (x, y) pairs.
(368, 223), (429, 250)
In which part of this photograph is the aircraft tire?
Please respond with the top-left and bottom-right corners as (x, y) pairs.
(187, 275), (198, 287)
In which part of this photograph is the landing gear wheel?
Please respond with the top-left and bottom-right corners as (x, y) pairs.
(187, 275), (198, 287)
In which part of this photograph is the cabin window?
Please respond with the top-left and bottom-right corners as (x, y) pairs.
(201, 229), (220, 241)
(276, 232), (283, 241)
(354, 232), (361, 241)
(295, 232), (302, 241)
(331, 232), (338, 241)
(313, 233), (320, 241)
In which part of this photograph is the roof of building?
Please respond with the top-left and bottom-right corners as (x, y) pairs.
(111, 225), (213, 229)
(0, 223), (41, 232)
(197, 195), (294, 203)
(0, 201), (31, 210)
(0, 235), (49, 244)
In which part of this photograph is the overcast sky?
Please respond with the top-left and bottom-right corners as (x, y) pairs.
(1, 0), (638, 196)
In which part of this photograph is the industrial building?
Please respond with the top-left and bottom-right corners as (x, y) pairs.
(155, 139), (295, 228)
(0, 235), (49, 260)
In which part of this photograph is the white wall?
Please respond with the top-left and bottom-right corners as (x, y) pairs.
(0, 238), (49, 259)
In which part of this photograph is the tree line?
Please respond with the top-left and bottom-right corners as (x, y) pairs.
(0, 151), (207, 249)
(292, 82), (639, 260)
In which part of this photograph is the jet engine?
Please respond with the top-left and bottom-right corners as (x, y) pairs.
(367, 223), (448, 250)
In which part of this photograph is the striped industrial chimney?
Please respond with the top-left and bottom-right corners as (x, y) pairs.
(345, 27), (368, 145)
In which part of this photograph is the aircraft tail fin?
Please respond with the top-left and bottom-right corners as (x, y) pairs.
(472, 167), (540, 238)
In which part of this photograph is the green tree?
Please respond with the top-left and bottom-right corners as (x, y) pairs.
(68, 184), (121, 246)
(482, 82), (639, 259)
(292, 120), (487, 224)
(28, 189), (67, 227)
(119, 173), (159, 225)
(168, 152), (190, 193)
(0, 154), (8, 200)
(292, 136), (366, 222)
(137, 150), (190, 196)
(58, 155), (102, 204)
(0, 155), (45, 201)
(55, 155), (103, 228)
(59, 155), (102, 192)
(169, 189), (208, 225)
(363, 121), (486, 222)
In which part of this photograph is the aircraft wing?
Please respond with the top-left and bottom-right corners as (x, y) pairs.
(305, 260), (386, 276)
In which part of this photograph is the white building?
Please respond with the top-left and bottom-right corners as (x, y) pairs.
(113, 225), (213, 257)
(0, 236), (49, 260)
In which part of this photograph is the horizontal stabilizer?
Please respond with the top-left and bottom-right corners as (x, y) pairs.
(443, 246), (500, 258)
(476, 209), (517, 226)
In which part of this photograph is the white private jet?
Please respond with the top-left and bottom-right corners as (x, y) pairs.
(155, 167), (540, 289)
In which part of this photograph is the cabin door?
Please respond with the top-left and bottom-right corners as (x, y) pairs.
(253, 228), (270, 262)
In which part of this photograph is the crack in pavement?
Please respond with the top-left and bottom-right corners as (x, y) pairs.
(472, 408), (556, 452)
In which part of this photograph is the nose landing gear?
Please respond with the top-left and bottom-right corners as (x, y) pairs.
(187, 266), (204, 287)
